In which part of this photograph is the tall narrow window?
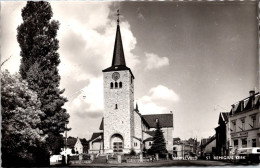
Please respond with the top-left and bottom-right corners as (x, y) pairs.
(241, 119), (245, 130)
(110, 82), (113, 89)
(252, 116), (256, 128)
(119, 82), (122, 88)
(234, 140), (238, 147)
(232, 121), (236, 132)
(242, 138), (247, 148)
(252, 139), (256, 147)
(115, 82), (118, 88)
(115, 104), (118, 109)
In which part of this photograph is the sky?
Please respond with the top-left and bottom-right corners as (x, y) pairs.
(1, 1), (259, 140)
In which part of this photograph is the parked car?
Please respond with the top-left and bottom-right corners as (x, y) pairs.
(237, 147), (260, 164)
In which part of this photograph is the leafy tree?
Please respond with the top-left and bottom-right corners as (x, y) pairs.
(150, 121), (168, 155)
(80, 138), (89, 153)
(17, 1), (70, 154)
(1, 70), (47, 166)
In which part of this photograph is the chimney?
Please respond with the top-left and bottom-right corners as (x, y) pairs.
(249, 90), (255, 97)
(231, 104), (235, 115)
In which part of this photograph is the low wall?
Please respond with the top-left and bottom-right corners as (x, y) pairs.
(68, 154), (92, 165)
(70, 160), (92, 164)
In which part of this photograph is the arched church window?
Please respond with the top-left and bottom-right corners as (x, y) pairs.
(110, 82), (113, 89)
(119, 82), (122, 88)
(115, 104), (118, 109)
(115, 82), (118, 88)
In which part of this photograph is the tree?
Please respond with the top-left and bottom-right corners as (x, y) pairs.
(150, 121), (168, 155)
(1, 70), (47, 166)
(17, 1), (70, 154)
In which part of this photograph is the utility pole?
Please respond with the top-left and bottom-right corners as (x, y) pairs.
(65, 123), (68, 165)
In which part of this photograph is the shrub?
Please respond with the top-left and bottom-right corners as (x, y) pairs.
(82, 154), (91, 160)
(130, 149), (136, 155)
(69, 155), (79, 161)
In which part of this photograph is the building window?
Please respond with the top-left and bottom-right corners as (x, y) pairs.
(149, 142), (152, 146)
(234, 140), (238, 147)
(110, 82), (113, 89)
(131, 77), (133, 84)
(115, 104), (118, 109)
(240, 101), (244, 111)
(232, 121), (236, 132)
(252, 116), (256, 128)
(242, 138), (247, 148)
(119, 82), (122, 88)
(252, 139), (256, 147)
(241, 119), (245, 131)
(115, 82), (118, 88)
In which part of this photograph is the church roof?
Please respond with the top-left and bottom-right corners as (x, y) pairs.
(92, 138), (102, 143)
(90, 132), (103, 141)
(102, 23), (135, 78)
(144, 137), (153, 142)
(112, 25), (125, 66)
(144, 131), (156, 137)
(99, 118), (103, 130)
(142, 113), (173, 128)
(102, 65), (134, 78)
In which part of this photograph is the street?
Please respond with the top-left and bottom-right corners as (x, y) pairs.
(66, 160), (237, 167)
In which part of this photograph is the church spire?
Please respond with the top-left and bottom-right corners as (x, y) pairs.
(135, 102), (139, 112)
(112, 10), (126, 66)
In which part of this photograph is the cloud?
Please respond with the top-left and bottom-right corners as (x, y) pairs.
(1, 2), (139, 139)
(1, 1), (25, 74)
(144, 52), (169, 70)
(138, 13), (145, 21)
(138, 85), (179, 114)
(65, 77), (104, 118)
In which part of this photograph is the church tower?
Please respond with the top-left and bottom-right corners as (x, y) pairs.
(102, 12), (135, 153)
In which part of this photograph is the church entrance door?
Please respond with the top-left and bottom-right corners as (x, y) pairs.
(113, 142), (123, 152)
(111, 134), (123, 152)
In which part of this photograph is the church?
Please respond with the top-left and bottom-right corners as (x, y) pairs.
(88, 14), (173, 154)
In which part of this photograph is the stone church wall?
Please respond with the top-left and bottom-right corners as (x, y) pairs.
(133, 111), (142, 139)
(103, 70), (134, 153)
(162, 127), (173, 152)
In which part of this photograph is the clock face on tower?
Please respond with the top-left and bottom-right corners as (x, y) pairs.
(112, 72), (120, 81)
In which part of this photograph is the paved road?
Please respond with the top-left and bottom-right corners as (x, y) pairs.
(66, 160), (235, 167)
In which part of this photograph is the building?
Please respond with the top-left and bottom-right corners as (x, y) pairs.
(61, 137), (83, 155)
(215, 112), (229, 156)
(88, 14), (173, 154)
(229, 91), (260, 154)
(200, 135), (216, 158)
(173, 138), (199, 157)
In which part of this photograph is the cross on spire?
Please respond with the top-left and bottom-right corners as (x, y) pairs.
(117, 9), (120, 25)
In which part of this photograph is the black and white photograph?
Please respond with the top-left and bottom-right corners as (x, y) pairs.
(1, 0), (260, 166)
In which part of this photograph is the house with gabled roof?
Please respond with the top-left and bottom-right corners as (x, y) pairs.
(215, 112), (229, 156)
(61, 137), (83, 155)
(229, 90), (260, 154)
(88, 14), (173, 154)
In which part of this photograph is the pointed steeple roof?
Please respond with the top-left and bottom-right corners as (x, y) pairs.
(102, 10), (134, 79)
(112, 25), (126, 66)
(135, 102), (139, 112)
